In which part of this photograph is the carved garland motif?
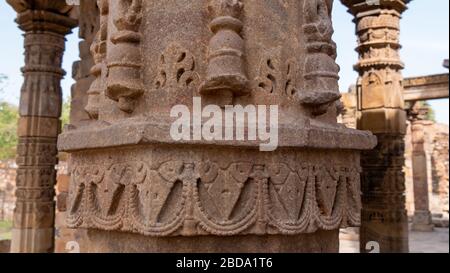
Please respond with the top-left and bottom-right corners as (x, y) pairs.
(67, 160), (362, 236)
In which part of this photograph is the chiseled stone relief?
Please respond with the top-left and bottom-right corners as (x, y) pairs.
(66, 148), (362, 236)
(56, 0), (376, 250)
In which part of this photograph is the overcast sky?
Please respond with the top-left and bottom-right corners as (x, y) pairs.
(0, 1), (448, 124)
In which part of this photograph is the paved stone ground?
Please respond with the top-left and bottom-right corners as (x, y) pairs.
(340, 227), (449, 253)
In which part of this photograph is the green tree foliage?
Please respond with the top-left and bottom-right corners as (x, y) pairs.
(61, 98), (71, 128)
(0, 74), (19, 159)
(0, 74), (72, 159)
(0, 103), (18, 159)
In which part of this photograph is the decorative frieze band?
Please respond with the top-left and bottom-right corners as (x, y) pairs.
(67, 155), (362, 236)
(200, 0), (249, 104)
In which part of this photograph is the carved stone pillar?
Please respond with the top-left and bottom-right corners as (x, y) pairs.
(408, 103), (434, 232)
(342, 0), (410, 252)
(59, 0), (376, 253)
(6, 0), (77, 253)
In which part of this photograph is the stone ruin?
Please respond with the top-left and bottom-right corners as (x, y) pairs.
(341, 90), (450, 227)
(5, 0), (379, 253)
(4, 0), (448, 253)
(0, 160), (16, 222)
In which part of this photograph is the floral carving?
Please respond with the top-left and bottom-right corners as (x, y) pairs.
(154, 43), (200, 90)
(256, 55), (298, 97)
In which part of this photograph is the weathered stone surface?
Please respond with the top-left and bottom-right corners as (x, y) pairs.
(339, 86), (357, 129)
(342, 0), (411, 253)
(341, 87), (449, 228)
(7, 0), (77, 253)
(0, 160), (16, 222)
(58, 0), (376, 253)
(408, 104), (434, 232)
(0, 240), (11, 253)
(431, 128), (449, 218)
(65, 147), (364, 237)
(77, 230), (339, 253)
(404, 74), (449, 102)
(72, 0), (99, 125)
(405, 119), (449, 226)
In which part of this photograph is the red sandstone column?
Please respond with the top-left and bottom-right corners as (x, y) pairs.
(342, 0), (411, 253)
(408, 103), (434, 232)
(6, 0), (77, 253)
(57, 0), (377, 253)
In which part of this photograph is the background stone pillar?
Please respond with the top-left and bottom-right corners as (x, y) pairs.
(6, 0), (77, 253)
(342, 0), (410, 253)
(408, 103), (434, 231)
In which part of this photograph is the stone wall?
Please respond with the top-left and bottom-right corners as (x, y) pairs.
(0, 160), (16, 221)
(0, 159), (70, 223)
(432, 129), (449, 214)
(70, 0), (99, 126)
(405, 122), (449, 219)
(56, 0), (378, 253)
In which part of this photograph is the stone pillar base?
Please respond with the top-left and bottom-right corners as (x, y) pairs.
(412, 211), (434, 232)
(10, 228), (54, 253)
(77, 230), (339, 253)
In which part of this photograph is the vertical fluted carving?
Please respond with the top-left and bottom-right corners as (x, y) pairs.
(106, 0), (144, 113)
(300, 0), (341, 116)
(85, 0), (108, 119)
(200, 0), (249, 105)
